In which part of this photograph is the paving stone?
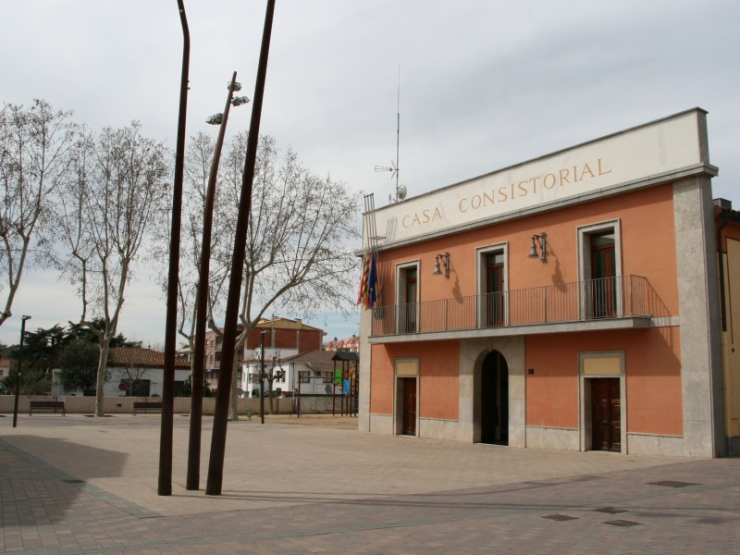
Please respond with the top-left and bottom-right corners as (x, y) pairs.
(1, 415), (739, 554)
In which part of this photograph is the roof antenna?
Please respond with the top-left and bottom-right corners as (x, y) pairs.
(375, 66), (407, 203)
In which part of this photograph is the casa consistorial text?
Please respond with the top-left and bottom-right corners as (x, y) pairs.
(367, 109), (707, 248)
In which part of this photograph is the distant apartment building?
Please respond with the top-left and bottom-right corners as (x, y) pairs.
(204, 317), (325, 395)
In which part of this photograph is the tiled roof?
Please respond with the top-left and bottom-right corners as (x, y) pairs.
(109, 347), (190, 369)
(283, 349), (338, 367)
(254, 317), (325, 333)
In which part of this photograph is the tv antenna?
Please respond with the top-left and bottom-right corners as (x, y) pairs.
(375, 67), (407, 203)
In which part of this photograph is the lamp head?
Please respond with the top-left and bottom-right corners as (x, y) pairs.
(528, 232), (547, 262)
(231, 95), (250, 107)
(206, 113), (224, 125)
(528, 240), (539, 259)
(433, 252), (450, 278)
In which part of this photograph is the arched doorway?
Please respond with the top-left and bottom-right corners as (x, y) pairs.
(480, 350), (509, 445)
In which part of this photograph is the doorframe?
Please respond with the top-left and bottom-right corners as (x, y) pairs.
(578, 351), (627, 453)
(577, 220), (623, 319)
(476, 242), (509, 328)
(479, 349), (509, 445)
(394, 357), (419, 437)
(395, 261), (420, 334)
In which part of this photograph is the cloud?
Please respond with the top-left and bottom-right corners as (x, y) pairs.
(1, 0), (739, 345)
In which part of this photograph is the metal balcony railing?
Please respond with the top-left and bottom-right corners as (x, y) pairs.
(371, 275), (657, 337)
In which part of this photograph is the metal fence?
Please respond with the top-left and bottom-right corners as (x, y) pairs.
(371, 275), (657, 336)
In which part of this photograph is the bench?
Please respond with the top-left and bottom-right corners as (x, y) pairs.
(133, 401), (163, 416)
(29, 401), (66, 416)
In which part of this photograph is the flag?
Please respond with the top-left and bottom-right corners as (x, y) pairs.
(357, 250), (378, 309)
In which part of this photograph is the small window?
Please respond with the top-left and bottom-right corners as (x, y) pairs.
(299, 371), (310, 384)
(322, 371), (333, 384)
(477, 243), (507, 328)
(397, 262), (419, 333)
(578, 221), (621, 319)
(124, 379), (151, 397)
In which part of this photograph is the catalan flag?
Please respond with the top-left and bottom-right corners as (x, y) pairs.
(357, 250), (378, 309)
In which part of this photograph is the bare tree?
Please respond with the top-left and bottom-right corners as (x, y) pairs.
(263, 352), (284, 415)
(0, 100), (75, 326)
(174, 132), (361, 420)
(171, 133), (360, 420)
(51, 122), (170, 416)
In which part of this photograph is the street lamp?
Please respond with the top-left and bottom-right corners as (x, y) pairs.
(206, 0), (276, 497)
(12, 315), (31, 428)
(159, 0), (190, 498)
(187, 73), (250, 492)
(206, 81), (249, 125)
(259, 329), (272, 424)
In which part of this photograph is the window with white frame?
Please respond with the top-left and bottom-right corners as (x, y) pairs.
(396, 262), (419, 333)
(577, 220), (622, 319)
(477, 243), (507, 327)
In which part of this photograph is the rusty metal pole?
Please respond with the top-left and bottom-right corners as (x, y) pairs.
(206, 0), (276, 496)
(186, 72), (239, 491)
(260, 331), (266, 424)
(12, 315), (30, 428)
(159, 0), (190, 496)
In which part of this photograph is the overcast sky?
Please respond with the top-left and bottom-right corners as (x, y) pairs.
(1, 0), (738, 347)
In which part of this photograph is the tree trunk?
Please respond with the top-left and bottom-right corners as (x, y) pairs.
(228, 355), (239, 421)
(95, 338), (111, 417)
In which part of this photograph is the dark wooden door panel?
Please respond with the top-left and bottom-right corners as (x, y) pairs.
(591, 378), (620, 452)
(401, 378), (416, 436)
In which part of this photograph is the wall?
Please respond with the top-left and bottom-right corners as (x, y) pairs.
(723, 235), (740, 452)
(525, 328), (683, 436)
(0, 394), (340, 416)
(374, 185), (679, 320)
(369, 341), (459, 420)
(245, 327), (323, 352)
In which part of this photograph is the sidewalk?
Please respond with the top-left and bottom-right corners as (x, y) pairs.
(1, 413), (738, 554)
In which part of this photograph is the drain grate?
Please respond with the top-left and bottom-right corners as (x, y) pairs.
(595, 507), (627, 514)
(63, 479), (84, 484)
(541, 514), (579, 522)
(604, 520), (641, 527)
(648, 480), (699, 488)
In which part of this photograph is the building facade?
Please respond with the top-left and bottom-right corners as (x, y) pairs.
(52, 347), (191, 398)
(717, 201), (740, 454)
(359, 108), (737, 457)
(204, 317), (325, 395)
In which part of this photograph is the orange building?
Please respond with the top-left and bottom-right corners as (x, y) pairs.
(359, 108), (738, 457)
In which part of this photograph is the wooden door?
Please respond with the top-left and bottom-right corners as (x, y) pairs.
(402, 268), (417, 333)
(590, 232), (616, 318)
(481, 350), (509, 445)
(485, 252), (505, 326)
(591, 378), (621, 452)
(401, 378), (416, 436)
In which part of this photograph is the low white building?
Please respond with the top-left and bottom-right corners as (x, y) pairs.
(52, 347), (191, 398)
(239, 349), (360, 401)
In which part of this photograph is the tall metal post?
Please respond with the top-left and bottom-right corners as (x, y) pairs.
(159, 0), (190, 496)
(186, 72), (239, 491)
(206, 0), (276, 496)
(260, 331), (267, 424)
(12, 315), (30, 428)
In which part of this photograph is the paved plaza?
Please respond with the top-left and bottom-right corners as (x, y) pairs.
(1, 413), (738, 554)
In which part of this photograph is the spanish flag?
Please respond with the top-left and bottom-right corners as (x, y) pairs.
(357, 251), (378, 309)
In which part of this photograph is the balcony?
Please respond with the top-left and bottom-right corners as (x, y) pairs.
(370, 275), (663, 342)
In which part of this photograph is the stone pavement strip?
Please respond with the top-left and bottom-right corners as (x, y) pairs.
(0, 414), (738, 554)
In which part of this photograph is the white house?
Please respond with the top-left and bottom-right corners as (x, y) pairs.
(52, 346), (191, 398)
